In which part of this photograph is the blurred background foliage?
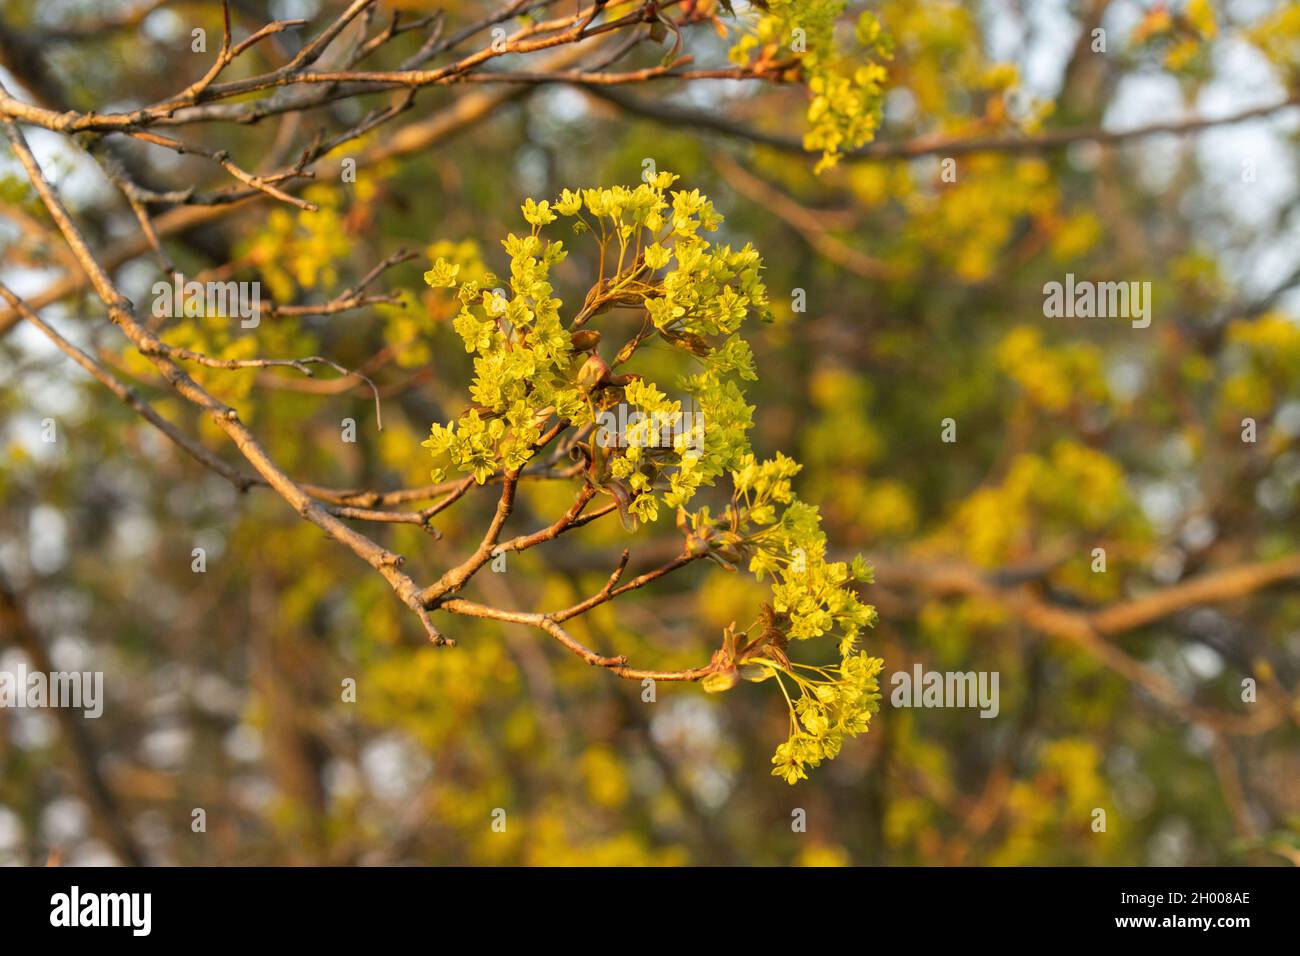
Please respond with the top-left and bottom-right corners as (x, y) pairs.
(1, 0), (1299, 866)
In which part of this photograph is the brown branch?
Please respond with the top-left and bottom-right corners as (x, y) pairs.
(873, 555), (1300, 735)
(423, 472), (522, 602)
(553, 551), (706, 622)
(0, 282), (255, 491)
(438, 597), (715, 681)
(160, 0), (235, 110)
(588, 88), (1300, 162)
(1, 87), (445, 647)
(0, 46), (589, 339)
(493, 485), (605, 554)
(1089, 555), (1300, 635)
(141, 341), (384, 431)
(261, 247), (419, 318)
(299, 462), (582, 508)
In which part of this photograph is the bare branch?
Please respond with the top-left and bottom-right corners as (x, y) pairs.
(588, 88), (1300, 162)
(439, 597), (716, 681)
(0, 282), (255, 491)
(1, 87), (443, 646)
